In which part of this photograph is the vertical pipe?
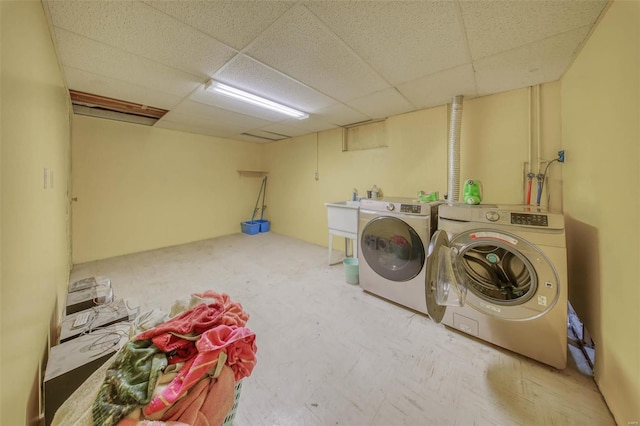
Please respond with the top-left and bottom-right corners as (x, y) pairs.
(447, 95), (464, 203)
(536, 84), (541, 173)
(526, 86), (532, 204)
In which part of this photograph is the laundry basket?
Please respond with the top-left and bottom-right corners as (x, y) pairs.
(222, 381), (243, 425)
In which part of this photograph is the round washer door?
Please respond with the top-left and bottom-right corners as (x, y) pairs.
(361, 216), (425, 282)
(451, 229), (561, 321)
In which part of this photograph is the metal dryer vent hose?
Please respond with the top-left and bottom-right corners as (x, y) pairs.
(447, 95), (464, 203)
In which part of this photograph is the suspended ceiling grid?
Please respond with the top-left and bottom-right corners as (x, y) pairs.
(44, 0), (609, 143)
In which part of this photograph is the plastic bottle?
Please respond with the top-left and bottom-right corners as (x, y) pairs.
(371, 185), (379, 200)
(352, 188), (358, 201)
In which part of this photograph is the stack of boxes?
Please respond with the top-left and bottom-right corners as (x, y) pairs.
(43, 276), (137, 425)
(64, 276), (114, 315)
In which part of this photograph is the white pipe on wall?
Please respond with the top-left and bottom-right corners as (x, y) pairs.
(447, 95), (464, 203)
(528, 86), (533, 174)
(536, 84), (542, 173)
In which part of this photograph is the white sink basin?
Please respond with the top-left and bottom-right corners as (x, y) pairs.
(324, 201), (359, 235)
(325, 200), (360, 208)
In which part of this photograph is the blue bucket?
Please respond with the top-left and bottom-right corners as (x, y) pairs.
(255, 219), (270, 232)
(241, 221), (260, 235)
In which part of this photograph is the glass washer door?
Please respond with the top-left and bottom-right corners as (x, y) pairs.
(455, 238), (538, 306)
(427, 228), (560, 322)
(425, 230), (469, 323)
(361, 216), (425, 282)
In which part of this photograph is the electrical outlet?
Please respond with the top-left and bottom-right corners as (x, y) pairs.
(558, 150), (565, 163)
(314, 172), (319, 181)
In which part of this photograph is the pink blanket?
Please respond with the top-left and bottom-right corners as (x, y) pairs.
(143, 325), (256, 416)
(136, 292), (250, 364)
(193, 291), (249, 327)
(162, 365), (236, 426)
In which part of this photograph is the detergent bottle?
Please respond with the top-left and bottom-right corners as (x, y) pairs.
(463, 179), (482, 205)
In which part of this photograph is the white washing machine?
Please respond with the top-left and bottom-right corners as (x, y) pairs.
(426, 203), (568, 369)
(358, 197), (441, 314)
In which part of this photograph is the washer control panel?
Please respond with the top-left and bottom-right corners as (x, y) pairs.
(400, 204), (421, 214)
(438, 204), (563, 229)
(485, 211), (500, 222)
(510, 212), (548, 226)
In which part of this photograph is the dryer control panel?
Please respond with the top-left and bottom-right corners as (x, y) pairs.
(511, 212), (548, 227)
(360, 197), (440, 216)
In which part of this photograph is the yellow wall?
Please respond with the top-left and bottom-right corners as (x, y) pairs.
(1, 2), (71, 424)
(1, 2), (616, 424)
(265, 85), (563, 248)
(561, 0), (640, 422)
(74, 85), (565, 261)
(71, 116), (265, 263)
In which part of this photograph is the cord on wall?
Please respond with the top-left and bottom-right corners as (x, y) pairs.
(315, 132), (320, 181)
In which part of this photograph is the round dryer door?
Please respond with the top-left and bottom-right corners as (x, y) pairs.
(451, 229), (561, 321)
(360, 216), (425, 282)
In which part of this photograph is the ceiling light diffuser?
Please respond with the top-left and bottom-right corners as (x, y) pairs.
(205, 80), (308, 120)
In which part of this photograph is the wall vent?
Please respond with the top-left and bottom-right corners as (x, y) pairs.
(241, 130), (290, 142)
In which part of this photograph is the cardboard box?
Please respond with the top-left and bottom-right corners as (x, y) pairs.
(68, 275), (111, 292)
(58, 299), (135, 343)
(44, 323), (130, 425)
(65, 285), (113, 315)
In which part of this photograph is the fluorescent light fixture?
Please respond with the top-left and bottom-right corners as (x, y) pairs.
(205, 80), (308, 120)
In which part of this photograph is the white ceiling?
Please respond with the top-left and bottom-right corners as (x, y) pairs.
(43, 0), (609, 143)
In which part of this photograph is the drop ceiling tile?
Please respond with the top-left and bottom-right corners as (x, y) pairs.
(306, 1), (469, 85)
(474, 26), (591, 96)
(232, 134), (276, 144)
(142, 0), (295, 51)
(461, 0), (608, 60)
(154, 119), (241, 140)
(189, 84), (301, 122)
(278, 115), (338, 134)
(171, 100), (273, 129)
(397, 64), (478, 110)
(240, 130), (289, 141)
(346, 88), (415, 120)
(157, 110), (254, 138)
(46, 0), (236, 77)
(254, 123), (313, 138)
(63, 67), (184, 110)
(214, 54), (336, 112)
(246, 4), (389, 103)
(313, 103), (371, 127)
(55, 29), (202, 97)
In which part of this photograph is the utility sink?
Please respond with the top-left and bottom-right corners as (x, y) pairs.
(326, 200), (360, 208)
(324, 200), (360, 265)
(324, 201), (359, 234)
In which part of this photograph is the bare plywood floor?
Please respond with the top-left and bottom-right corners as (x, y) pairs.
(70, 232), (614, 425)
